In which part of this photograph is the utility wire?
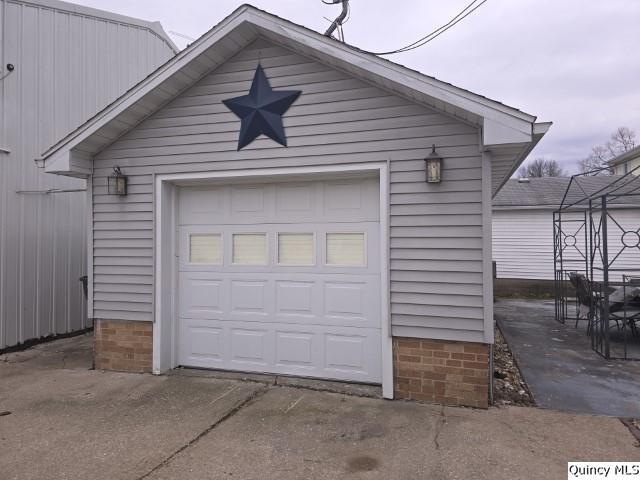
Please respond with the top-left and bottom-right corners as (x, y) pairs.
(369, 0), (488, 55)
(381, 0), (482, 53)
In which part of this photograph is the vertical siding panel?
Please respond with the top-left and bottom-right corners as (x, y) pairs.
(20, 5), (39, 342)
(2, 1), (20, 347)
(0, 0), (175, 349)
(0, 0), (5, 348)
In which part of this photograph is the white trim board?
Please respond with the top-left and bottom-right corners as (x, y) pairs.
(86, 179), (94, 320)
(153, 162), (394, 399)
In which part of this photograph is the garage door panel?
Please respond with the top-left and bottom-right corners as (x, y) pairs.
(276, 331), (314, 366)
(275, 281), (315, 316)
(182, 326), (224, 364)
(177, 177), (382, 384)
(230, 280), (271, 315)
(179, 318), (381, 383)
(179, 188), (225, 225)
(325, 333), (367, 373)
(178, 177), (379, 226)
(180, 273), (379, 328)
(230, 328), (271, 367)
(322, 180), (377, 220)
(179, 275), (226, 319)
(275, 183), (317, 220)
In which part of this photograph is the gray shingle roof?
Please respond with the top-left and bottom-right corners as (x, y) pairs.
(493, 176), (640, 208)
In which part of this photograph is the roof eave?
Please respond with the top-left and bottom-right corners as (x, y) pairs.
(491, 121), (552, 197)
(41, 4), (545, 177)
(607, 144), (640, 166)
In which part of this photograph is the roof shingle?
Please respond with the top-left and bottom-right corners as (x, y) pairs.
(493, 176), (640, 208)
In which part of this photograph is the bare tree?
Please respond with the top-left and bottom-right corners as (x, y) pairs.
(579, 127), (637, 175)
(518, 157), (564, 178)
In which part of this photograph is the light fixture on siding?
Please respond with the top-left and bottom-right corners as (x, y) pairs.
(425, 144), (443, 183)
(108, 166), (128, 196)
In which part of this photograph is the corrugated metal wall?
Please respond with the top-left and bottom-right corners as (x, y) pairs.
(0, 0), (175, 349)
(91, 38), (488, 343)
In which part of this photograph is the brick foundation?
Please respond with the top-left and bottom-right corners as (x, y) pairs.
(94, 320), (153, 373)
(393, 337), (490, 408)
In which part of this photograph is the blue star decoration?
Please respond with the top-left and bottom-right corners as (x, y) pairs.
(223, 64), (302, 151)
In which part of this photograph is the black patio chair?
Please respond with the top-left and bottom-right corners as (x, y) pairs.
(568, 272), (594, 328)
(568, 272), (622, 332)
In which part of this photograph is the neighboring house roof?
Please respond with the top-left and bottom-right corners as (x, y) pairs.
(18, 0), (179, 53)
(608, 145), (640, 167)
(40, 3), (550, 195)
(493, 176), (640, 209)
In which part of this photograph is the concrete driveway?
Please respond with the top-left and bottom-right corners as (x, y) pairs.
(496, 299), (640, 417)
(1, 335), (638, 480)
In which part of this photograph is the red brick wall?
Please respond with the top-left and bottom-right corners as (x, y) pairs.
(393, 337), (490, 408)
(94, 320), (153, 373)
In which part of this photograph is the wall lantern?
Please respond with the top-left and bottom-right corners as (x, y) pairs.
(108, 166), (128, 196)
(425, 144), (443, 183)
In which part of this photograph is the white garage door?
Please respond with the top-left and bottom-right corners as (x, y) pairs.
(177, 176), (382, 383)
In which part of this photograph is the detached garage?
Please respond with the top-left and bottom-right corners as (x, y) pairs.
(41, 5), (549, 407)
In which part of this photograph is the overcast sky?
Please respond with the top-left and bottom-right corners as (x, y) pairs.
(74, 0), (640, 173)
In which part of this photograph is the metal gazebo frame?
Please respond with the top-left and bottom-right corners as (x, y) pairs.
(553, 163), (640, 359)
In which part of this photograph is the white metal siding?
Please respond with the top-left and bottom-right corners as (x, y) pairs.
(492, 210), (554, 280)
(492, 208), (640, 281)
(91, 38), (487, 343)
(0, 0), (174, 349)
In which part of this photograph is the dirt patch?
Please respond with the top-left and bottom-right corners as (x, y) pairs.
(493, 326), (534, 407)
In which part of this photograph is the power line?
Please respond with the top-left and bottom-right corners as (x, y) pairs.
(369, 0), (488, 55)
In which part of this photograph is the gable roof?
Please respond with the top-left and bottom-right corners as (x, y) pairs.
(493, 176), (640, 209)
(40, 4), (550, 195)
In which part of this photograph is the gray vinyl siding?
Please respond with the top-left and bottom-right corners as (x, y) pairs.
(91, 38), (487, 342)
(0, 0), (174, 349)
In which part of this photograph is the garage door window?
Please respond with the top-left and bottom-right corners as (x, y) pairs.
(233, 233), (268, 265)
(189, 234), (222, 264)
(326, 233), (366, 266)
(278, 233), (314, 265)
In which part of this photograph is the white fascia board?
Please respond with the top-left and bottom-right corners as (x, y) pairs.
(246, 10), (537, 132)
(42, 5), (543, 169)
(44, 148), (91, 177)
(491, 122), (552, 196)
(483, 118), (533, 146)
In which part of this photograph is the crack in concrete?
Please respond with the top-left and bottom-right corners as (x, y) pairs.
(433, 406), (447, 450)
(272, 376), (380, 399)
(619, 418), (640, 444)
(135, 385), (270, 480)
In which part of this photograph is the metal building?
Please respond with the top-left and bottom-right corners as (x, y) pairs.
(0, 0), (177, 349)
